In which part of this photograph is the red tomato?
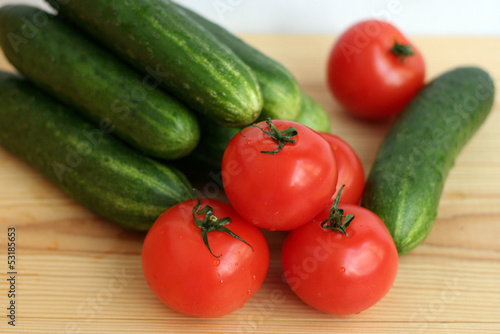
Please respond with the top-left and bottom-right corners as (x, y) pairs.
(327, 20), (425, 119)
(222, 119), (337, 231)
(141, 199), (269, 318)
(282, 203), (398, 315)
(320, 132), (365, 205)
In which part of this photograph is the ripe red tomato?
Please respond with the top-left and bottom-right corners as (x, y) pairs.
(282, 202), (398, 315)
(222, 119), (337, 231)
(327, 20), (425, 119)
(320, 133), (365, 205)
(141, 199), (269, 318)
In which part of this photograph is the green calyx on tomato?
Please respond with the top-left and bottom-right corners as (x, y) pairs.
(192, 200), (254, 257)
(245, 118), (298, 154)
(320, 186), (355, 236)
(390, 40), (415, 62)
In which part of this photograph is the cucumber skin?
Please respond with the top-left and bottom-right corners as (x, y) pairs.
(295, 92), (331, 133)
(361, 67), (494, 254)
(191, 115), (242, 170)
(46, 0), (263, 127)
(0, 5), (199, 160)
(176, 3), (302, 121)
(0, 72), (196, 231)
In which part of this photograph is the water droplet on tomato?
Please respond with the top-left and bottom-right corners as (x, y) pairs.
(220, 279), (224, 284)
(339, 267), (346, 273)
(252, 275), (256, 280)
(213, 259), (220, 266)
(247, 289), (252, 295)
(234, 262), (239, 267)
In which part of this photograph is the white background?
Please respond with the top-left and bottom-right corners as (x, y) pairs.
(0, 0), (499, 36)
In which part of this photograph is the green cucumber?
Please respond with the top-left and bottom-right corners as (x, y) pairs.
(175, 3), (302, 121)
(190, 115), (242, 170)
(0, 71), (196, 231)
(46, 0), (263, 127)
(0, 5), (199, 160)
(191, 92), (331, 170)
(295, 92), (331, 133)
(361, 67), (494, 254)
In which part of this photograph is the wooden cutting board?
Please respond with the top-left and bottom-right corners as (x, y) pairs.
(0, 35), (499, 333)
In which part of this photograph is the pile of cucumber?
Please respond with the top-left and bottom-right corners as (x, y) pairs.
(0, 1), (330, 230)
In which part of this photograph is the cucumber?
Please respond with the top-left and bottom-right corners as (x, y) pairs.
(0, 71), (196, 231)
(295, 92), (331, 133)
(361, 67), (494, 254)
(46, 0), (263, 127)
(190, 115), (242, 170)
(175, 3), (302, 121)
(191, 92), (331, 170)
(0, 5), (199, 160)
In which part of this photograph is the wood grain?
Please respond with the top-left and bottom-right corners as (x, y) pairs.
(1, 35), (500, 333)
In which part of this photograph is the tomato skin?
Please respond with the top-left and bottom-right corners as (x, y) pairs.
(222, 120), (337, 231)
(327, 20), (425, 119)
(282, 204), (398, 315)
(141, 199), (269, 318)
(320, 133), (365, 205)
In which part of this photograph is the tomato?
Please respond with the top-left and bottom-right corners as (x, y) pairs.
(320, 132), (364, 205)
(282, 200), (398, 315)
(222, 119), (337, 231)
(141, 199), (269, 318)
(327, 20), (425, 119)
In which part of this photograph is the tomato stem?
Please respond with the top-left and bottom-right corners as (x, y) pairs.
(390, 40), (415, 63)
(192, 200), (254, 257)
(244, 118), (298, 154)
(321, 185), (355, 236)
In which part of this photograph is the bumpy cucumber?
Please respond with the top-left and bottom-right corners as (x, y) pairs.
(175, 3), (302, 121)
(0, 71), (196, 231)
(295, 92), (331, 133)
(46, 0), (263, 127)
(0, 5), (199, 160)
(361, 67), (494, 254)
(190, 115), (242, 170)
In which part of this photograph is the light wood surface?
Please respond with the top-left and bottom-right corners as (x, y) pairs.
(1, 35), (500, 333)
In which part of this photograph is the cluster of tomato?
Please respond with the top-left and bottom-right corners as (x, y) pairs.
(141, 119), (397, 317)
(141, 19), (425, 318)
